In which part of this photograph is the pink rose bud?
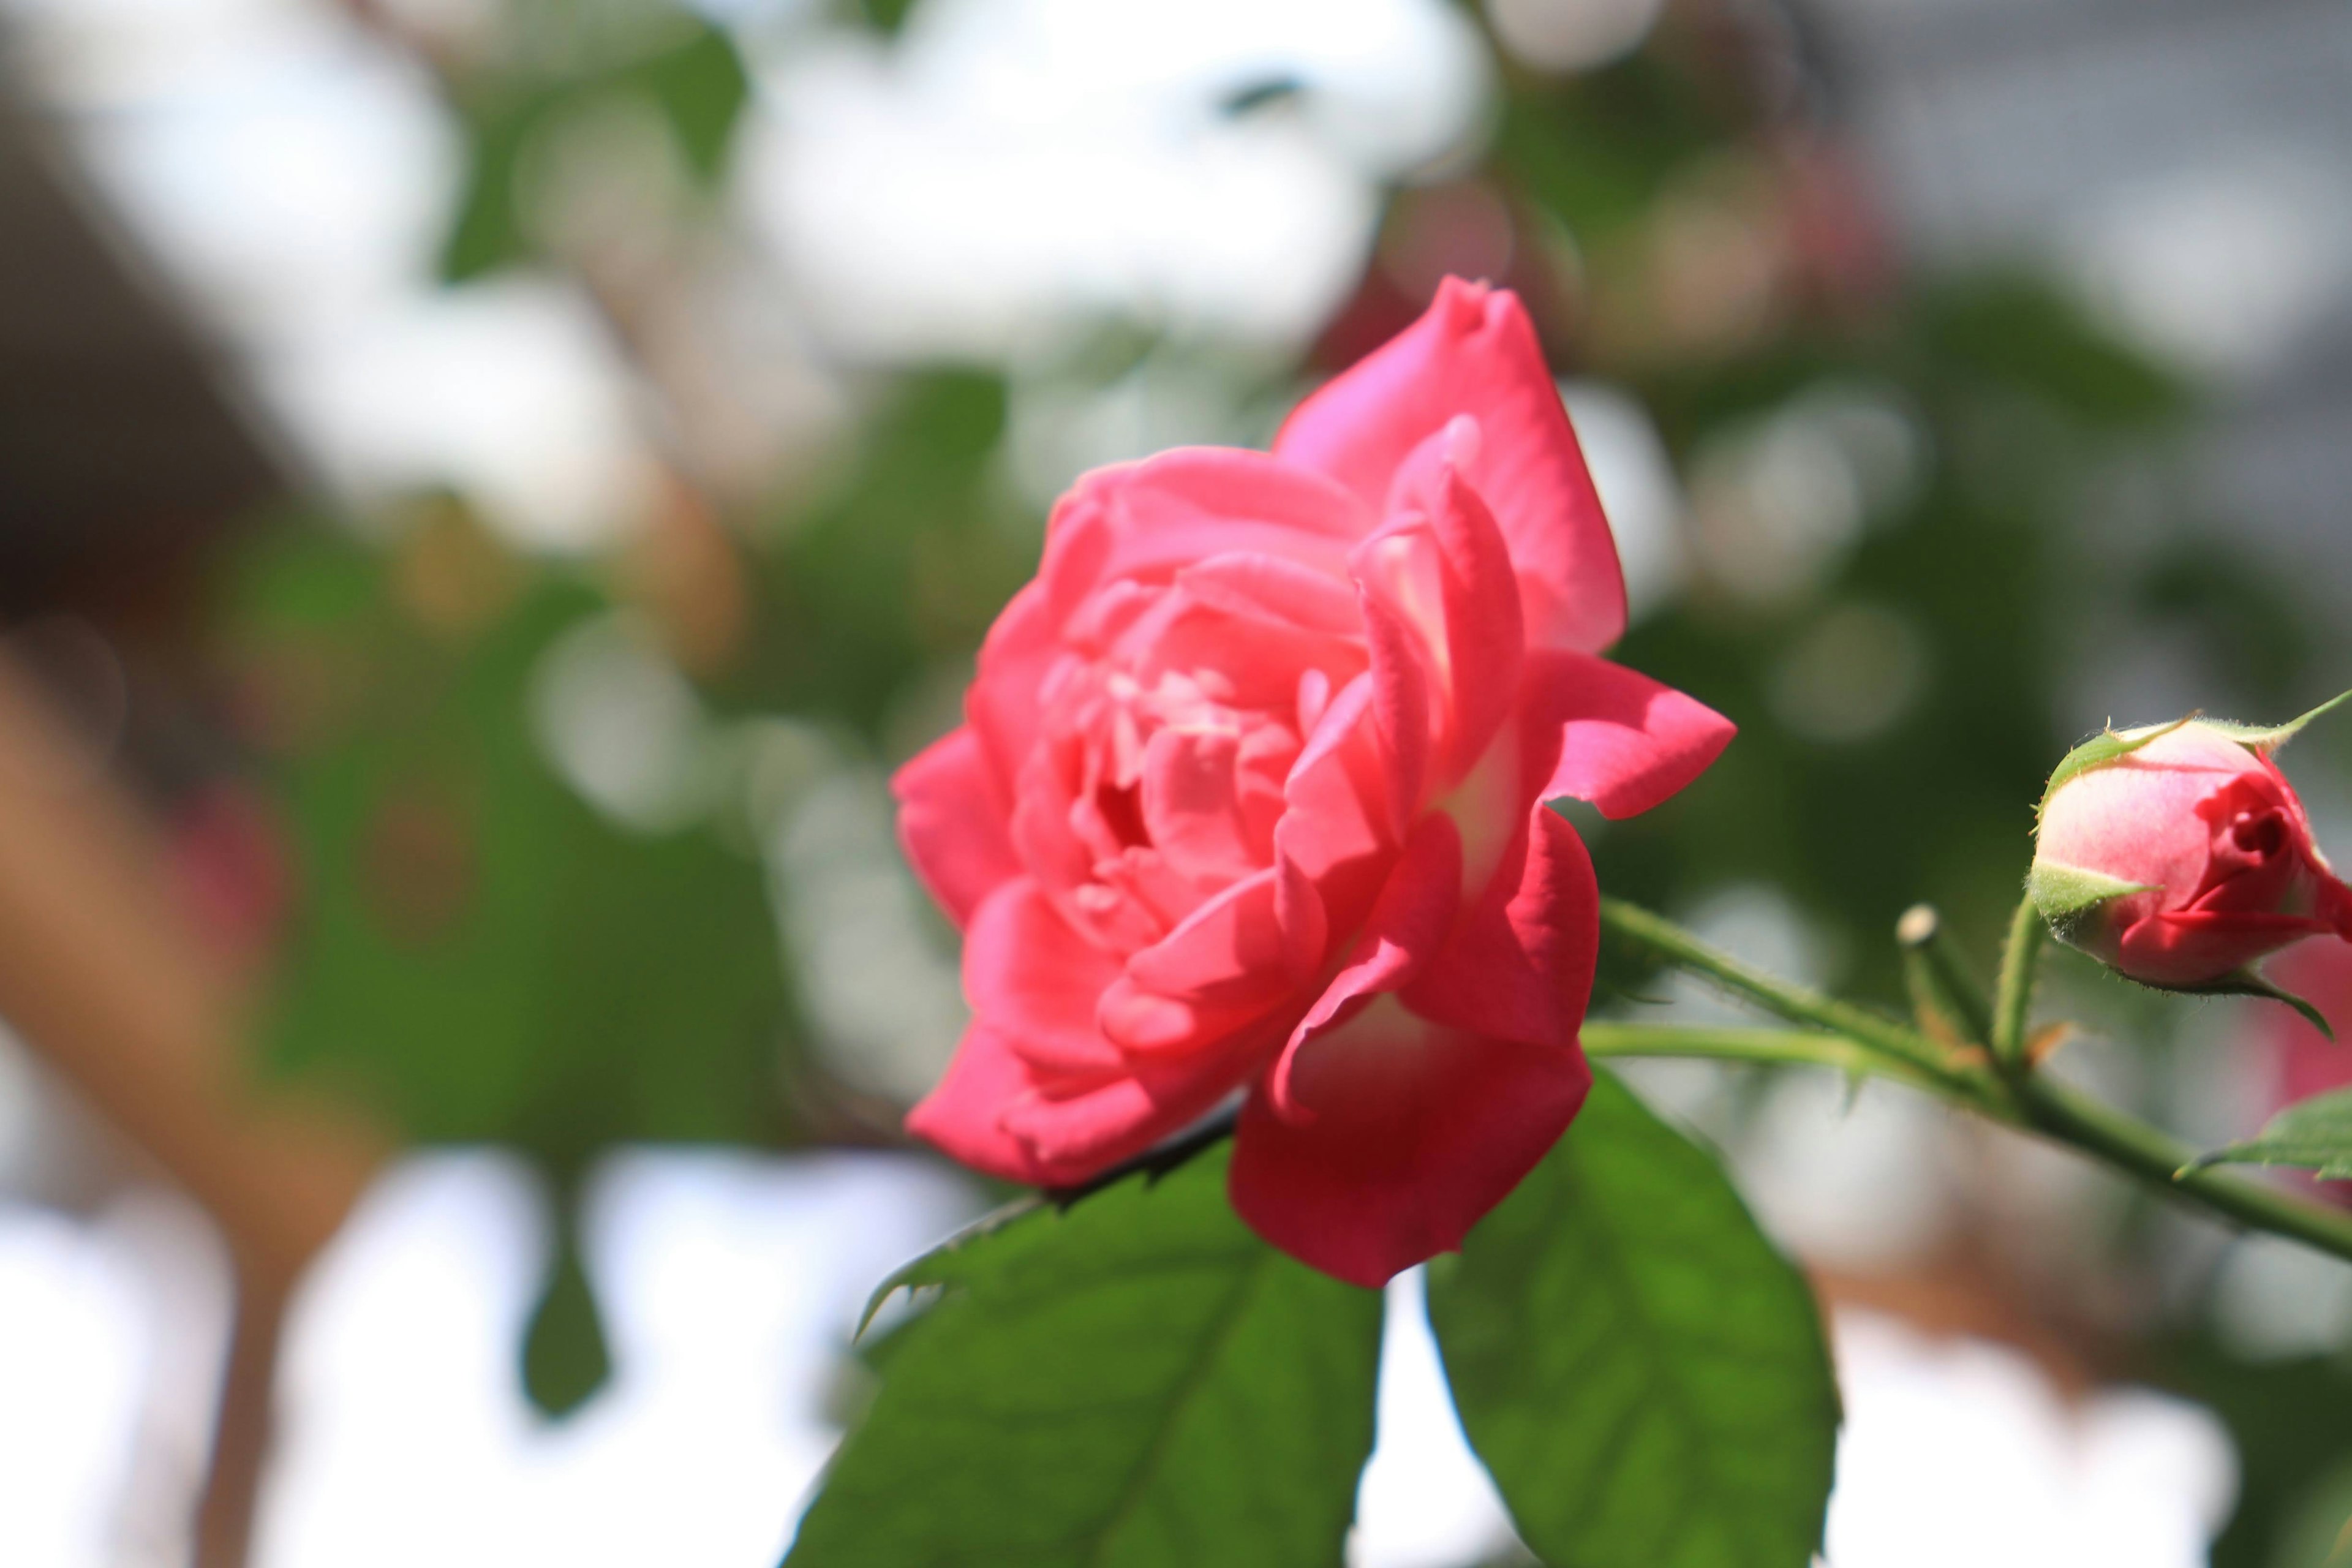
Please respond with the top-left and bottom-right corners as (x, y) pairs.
(2030, 702), (2352, 992)
(892, 279), (1735, 1287)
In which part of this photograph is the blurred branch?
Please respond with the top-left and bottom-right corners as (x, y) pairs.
(0, 656), (389, 1567)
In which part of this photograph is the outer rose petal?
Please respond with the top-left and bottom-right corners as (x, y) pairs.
(1230, 1017), (1592, 1287)
(1351, 445), (1525, 789)
(1521, 649), (1738, 821)
(908, 1019), (1267, 1188)
(1268, 813), (1461, 1121)
(1275, 277), (1627, 655)
(963, 880), (1124, 1077)
(1040, 449), (1370, 624)
(892, 728), (1021, 928)
(905, 1023), (1061, 1185)
(1404, 806), (1600, 1051)
(1277, 673), (1398, 937)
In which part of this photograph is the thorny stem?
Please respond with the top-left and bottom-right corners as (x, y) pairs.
(1991, 892), (2046, 1074)
(1599, 897), (2352, 1270)
(1036, 897), (2352, 1272)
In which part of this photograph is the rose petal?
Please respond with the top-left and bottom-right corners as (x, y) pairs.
(1000, 1034), (1264, 1181)
(1268, 813), (1462, 1121)
(1176, 551), (1364, 636)
(1354, 439), (1525, 786)
(1229, 1017), (1591, 1287)
(1139, 727), (1256, 886)
(1275, 277), (1626, 655)
(1277, 673), (1397, 935)
(892, 728), (1023, 929)
(1109, 861), (1330, 1035)
(1042, 449), (1371, 619)
(1357, 583), (1433, 839)
(967, 581), (1063, 796)
(1403, 805), (1600, 1052)
(1521, 649), (1737, 821)
(908, 1020), (1255, 1188)
(904, 1023), (1060, 1185)
(965, 880), (1125, 1077)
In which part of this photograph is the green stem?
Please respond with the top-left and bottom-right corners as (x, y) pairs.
(1896, 903), (1994, 1045)
(1596, 899), (1991, 1104)
(2012, 1073), (2352, 1264)
(1580, 1022), (1967, 1099)
(1598, 897), (2352, 1270)
(1991, 892), (2045, 1072)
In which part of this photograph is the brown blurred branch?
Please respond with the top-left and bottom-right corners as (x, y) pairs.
(0, 657), (388, 1567)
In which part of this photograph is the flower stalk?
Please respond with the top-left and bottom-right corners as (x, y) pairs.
(1596, 896), (2352, 1270)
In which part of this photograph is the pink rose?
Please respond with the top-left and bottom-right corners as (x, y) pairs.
(2033, 720), (2352, 989)
(892, 279), (1733, 1286)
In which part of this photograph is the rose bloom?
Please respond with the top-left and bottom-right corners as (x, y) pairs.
(2034, 721), (2352, 989)
(892, 279), (1733, 1286)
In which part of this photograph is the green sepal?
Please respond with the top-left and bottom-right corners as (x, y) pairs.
(2037, 715), (2195, 815)
(2183, 1085), (2352, 1180)
(2193, 689), (2352, 756)
(2026, 860), (2152, 945)
(2162, 967), (2335, 1042)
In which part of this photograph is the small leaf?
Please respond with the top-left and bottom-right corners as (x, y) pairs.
(2187, 1086), (2352, 1180)
(1427, 1068), (1839, 1568)
(2038, 715), (2194, 815)
(788, 1145), (1383, 1568)
(2195, 690), (2352, 756)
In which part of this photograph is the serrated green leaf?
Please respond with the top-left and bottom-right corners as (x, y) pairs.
(2038, 715), (2195, 815)
(1427, 1068), (1838, 1568)
(2195, 690), (2352, 756)
(788, 1145), (1383, 1568)
(2187, 1086), (2352, 1180)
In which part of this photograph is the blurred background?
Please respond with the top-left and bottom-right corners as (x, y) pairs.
(1, 0), (2350, 1564)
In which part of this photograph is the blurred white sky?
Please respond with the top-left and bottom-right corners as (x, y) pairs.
(0, 1145), (2241, 1568)
(0, 0), (1493, 546)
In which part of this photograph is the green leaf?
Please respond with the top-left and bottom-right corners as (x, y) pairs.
(787, 1145), (1383, 1568)
(2037, 715), (2195, 815)
(1427, 1068), (1838, 1568)
(2195, 690), (2352, 756)
(2187, 1086), (2352, 1180)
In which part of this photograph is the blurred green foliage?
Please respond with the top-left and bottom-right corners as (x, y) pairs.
(226, 520), (792, 1409)
(722, 372), (1035, 736)
(441, 9), (747, 281)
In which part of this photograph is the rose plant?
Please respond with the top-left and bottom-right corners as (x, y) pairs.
(790, 285), (2352, 1568)
(892, 278), (1733, 1284)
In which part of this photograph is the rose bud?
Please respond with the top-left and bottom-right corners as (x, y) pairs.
(892, 278), (1734, 1287)
(2030, 699), (2352, 999)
